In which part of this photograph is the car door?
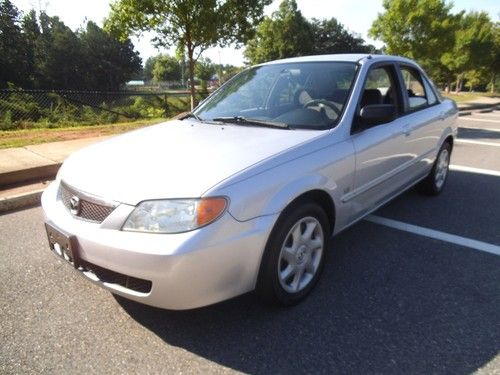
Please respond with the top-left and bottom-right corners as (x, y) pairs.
(396, 64), (444, 177)
(347, 63), (414, 218)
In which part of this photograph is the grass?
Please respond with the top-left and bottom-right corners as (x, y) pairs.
(441, 92), (483, 103)
(441, 91), (500, 103)
(0, 92), (200, 149)
(0, 118), (165, 149)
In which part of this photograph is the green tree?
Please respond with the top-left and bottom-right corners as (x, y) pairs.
(464, 69), (488, 92)
(143, 56), (158, 81)
(245, 1), (376, 65)
(80, 21), (142, 90)
(34, 12), (84, 89)
(0, 0), (30, 88)
(21, 10), (40, 87)
(195, 57), (215, 91)
(244, 0), (313, 64)
(152, 54), (181, 82)
(442, 12), (496, 92)
(105, 0), (271, 109)
(18, 13), (141, 90)
(214, 64), (242, 85)
(489, 22), (500, 93)
(311, 18), (377, 55)
(369, 0), (458, 83)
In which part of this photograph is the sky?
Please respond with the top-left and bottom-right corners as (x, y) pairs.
(11, 0), (500, 67)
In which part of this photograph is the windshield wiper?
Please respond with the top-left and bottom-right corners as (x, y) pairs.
(179, 112), (203, 121)
(211, 116), (289, 129)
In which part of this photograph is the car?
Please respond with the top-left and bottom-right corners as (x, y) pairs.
(42, 54), (458, 310)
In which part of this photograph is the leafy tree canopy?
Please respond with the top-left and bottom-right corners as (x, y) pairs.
(0, 3), (141, 90)
(0, 0), (31, 87)
(244, 0), (313, 64)
(195, 57), (215, 91)
(80, 21), (142, 90)
(441, 12), (495, 76)
(152, 54), (181, 82)
(105, 0), (271, 108)
(311, 18), (378, 55)
(244, 0), (376, 65)
(370, 0), (499, 92)
(369, 0), (458, 62)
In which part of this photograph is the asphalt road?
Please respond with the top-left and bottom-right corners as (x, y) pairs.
(1, 111), (499, 374)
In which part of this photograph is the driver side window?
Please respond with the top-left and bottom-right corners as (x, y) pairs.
(361, 66), (397, 109)
(354, 65), (399, 132)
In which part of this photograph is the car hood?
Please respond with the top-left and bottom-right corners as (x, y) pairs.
(58, 120), (321, 205)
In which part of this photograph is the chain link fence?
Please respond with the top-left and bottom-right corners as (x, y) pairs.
(0, 89), (193, 130)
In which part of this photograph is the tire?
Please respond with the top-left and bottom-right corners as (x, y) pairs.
(417, 141), (452, 196)
(256, 202), (329, 306)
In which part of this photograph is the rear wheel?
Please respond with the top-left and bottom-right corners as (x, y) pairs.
(256, 202), (329, 306)
(417, 141), (451, 195)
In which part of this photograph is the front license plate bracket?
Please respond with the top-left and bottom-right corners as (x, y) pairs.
(45, 223), (80, 268)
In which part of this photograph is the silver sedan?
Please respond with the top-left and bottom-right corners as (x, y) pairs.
(42, 54), (458, 309)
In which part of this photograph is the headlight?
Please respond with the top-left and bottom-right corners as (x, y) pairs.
(122, 197), (228, 234)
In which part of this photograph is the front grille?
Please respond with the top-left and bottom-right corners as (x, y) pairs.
(60, 181), (116, 223)
(81, 260), (152, 293)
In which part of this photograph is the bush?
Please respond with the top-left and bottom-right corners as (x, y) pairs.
(0, 89), (191, 130)
(1, 110), (14, 130)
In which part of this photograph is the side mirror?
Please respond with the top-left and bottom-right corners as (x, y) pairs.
(359, 104), (397, 127)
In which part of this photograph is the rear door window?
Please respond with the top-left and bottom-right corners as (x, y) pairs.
(400, 66), (436, 111)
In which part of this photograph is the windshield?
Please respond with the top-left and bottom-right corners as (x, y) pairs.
(194, 62), (358, 130)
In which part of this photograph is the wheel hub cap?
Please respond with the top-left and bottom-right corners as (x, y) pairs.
(296, 245), (307, 264)
(435, 148), (450, 189)
(277, 216), (324, 293)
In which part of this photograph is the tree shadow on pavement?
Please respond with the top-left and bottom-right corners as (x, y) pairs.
(458, 127), (500, 140)
(116, 220), (500, 374)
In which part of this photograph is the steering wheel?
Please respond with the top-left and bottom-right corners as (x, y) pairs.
(303, 99), (341, 117)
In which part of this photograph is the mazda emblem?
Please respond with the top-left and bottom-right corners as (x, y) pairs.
(69, 196), (81, 215)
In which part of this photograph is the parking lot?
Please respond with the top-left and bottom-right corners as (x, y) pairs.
(1, 111), (499, 374)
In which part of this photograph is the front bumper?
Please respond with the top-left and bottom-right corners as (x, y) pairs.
(41, 181), (278, 310)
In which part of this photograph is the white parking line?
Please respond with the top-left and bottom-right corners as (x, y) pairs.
(458, 117), (500, 124)
(449, 164), (500, 177)
(456, 139), (500, 147)
(365, 215), (500, 256)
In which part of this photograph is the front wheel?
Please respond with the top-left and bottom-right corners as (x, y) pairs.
(417, 142), (451, 195)
(256, 202), (329, 306)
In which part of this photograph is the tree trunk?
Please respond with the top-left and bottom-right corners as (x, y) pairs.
(187, 44), (197, 110)
(445, 80), (451, 94)
(491, 72), (496, 94)
(455, 76), (461, 94)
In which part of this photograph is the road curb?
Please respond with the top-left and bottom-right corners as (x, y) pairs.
(0, 163), (61, 189)
(0, 189), (44, 214)
(458, 105), (498, 117)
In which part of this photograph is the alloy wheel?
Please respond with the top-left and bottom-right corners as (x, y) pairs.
(277, 216), (324, 293)
(434, 148), (450, 190)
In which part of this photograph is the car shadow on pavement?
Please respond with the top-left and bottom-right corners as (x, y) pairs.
(116, 216), (500, 373)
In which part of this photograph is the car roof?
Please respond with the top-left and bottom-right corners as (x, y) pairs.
(260, 54), (417, 66)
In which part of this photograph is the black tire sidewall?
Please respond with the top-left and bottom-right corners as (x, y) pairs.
(431, 142), (452, 193)
(257, 202), (329, 306)
(417, 141), (452, 195)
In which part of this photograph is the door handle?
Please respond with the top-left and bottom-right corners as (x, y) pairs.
(402, 124), (411, 136)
